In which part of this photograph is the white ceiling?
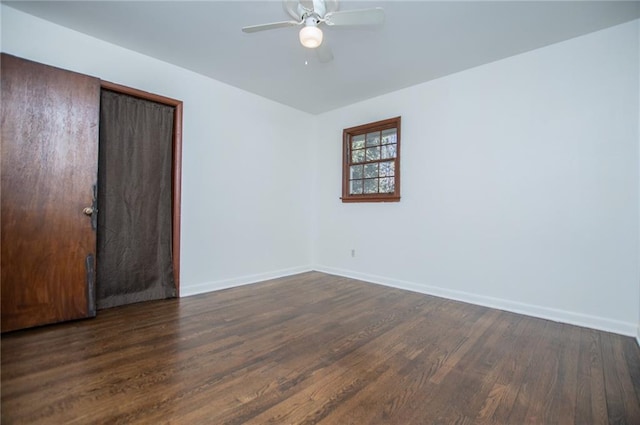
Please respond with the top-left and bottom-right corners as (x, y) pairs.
(4, 1), (639, 114)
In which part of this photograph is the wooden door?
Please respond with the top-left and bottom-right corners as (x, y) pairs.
(1, 54), (100, 332)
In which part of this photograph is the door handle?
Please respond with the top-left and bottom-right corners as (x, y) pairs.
(83, 207), (94, 216)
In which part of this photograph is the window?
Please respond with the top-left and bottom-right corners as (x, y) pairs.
(342, 116), (401, 202)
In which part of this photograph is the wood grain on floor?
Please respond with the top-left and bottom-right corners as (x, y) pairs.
(2, 272), (639, 424)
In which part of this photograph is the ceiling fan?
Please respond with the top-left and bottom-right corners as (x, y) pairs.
(242, 0), (385, 63)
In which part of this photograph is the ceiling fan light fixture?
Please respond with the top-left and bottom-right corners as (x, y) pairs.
(299, 24), (323, 48)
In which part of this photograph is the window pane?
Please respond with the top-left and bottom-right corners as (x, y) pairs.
(364, 179), (379, 194)
(350, 180), (363, 195)
(381, 128), (397, 145)
(352, 149), (365, 163)
(365, 147), (380, 161)
(350, 165), (363, 179)
(381, 144), (396, 159)
(379, 161), (394, 177)
(366, 132), (380, 147)
(352, 135), (365, 150)
(364, 163), (378, 178)
(379, 177), (395, 193)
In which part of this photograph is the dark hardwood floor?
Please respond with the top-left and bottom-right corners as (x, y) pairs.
(2, 272), (639, 424)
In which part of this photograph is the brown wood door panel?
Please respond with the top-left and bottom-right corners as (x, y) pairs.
(1, 54), (100, 332)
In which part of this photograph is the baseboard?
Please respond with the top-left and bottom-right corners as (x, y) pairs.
(180, 265), (314, 297)
(314, 265), (638, 338)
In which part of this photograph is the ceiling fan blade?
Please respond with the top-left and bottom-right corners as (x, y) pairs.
(242, 20), (301, 33)
(300, 0), (314, 13)
(316, 41), (334, 63)
(324, 8), (385, 26)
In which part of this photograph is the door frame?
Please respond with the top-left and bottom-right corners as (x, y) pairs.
(100, 81), (183, 295)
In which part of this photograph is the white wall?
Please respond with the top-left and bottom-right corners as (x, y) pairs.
(313, 20), (640, 336)
(1, 5), (315, 295)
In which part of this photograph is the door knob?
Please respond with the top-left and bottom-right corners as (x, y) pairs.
(83, 207), (94, 216)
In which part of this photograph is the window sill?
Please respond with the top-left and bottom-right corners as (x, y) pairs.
(341, 195), (400, 203)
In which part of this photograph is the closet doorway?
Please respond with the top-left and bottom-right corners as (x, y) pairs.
(97, 83), (182, 309)
(1, 54), (182, 332)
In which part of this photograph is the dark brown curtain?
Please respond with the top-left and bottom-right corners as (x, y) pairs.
(97, 90), (176, 309)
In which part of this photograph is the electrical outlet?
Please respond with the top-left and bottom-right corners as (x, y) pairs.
(351, 249), (356, 258)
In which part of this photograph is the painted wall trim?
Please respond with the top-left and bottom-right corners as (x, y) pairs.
(180, 266), (313, 297)
(314, 265), (638, 337)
